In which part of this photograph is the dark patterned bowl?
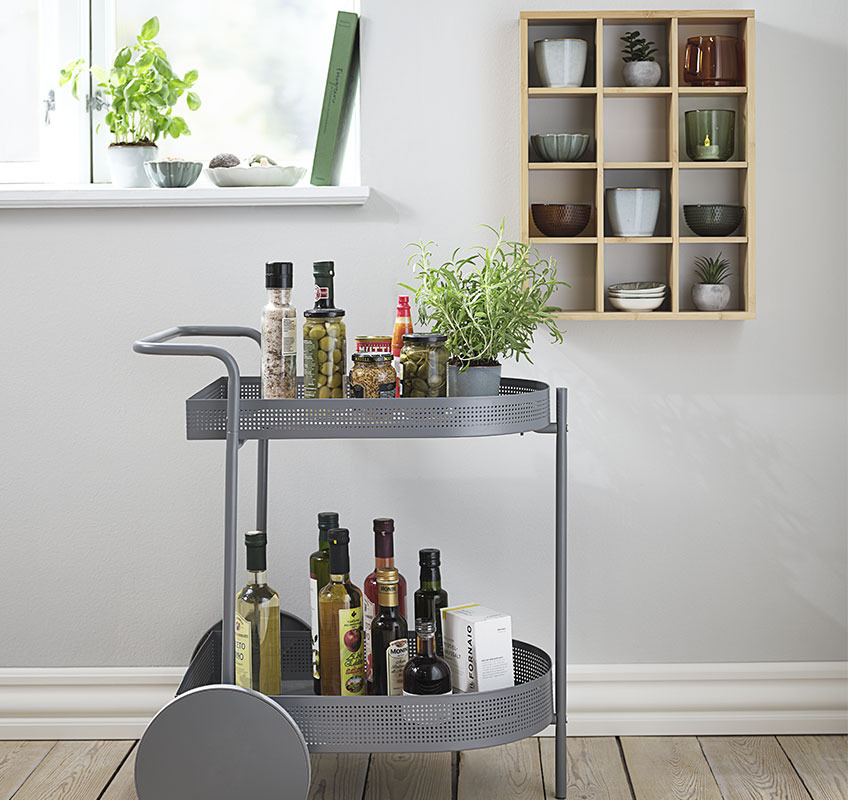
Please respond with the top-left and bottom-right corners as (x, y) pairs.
(683, 204), (744, 236)
(531, 203), (592, 237)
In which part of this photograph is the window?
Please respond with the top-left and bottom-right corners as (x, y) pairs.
(0, 0), (357, 185)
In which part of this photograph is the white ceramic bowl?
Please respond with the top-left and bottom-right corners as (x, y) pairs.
(605, 188), (662, 237)
(206, 165), (306, 187)
(609, 295), (665, 312)
(535, 38), (588, 88)
(608, 281), (666, 294)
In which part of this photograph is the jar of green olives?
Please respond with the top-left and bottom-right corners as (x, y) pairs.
(400, 333), (448, 398)
(303, 311), (346, 398)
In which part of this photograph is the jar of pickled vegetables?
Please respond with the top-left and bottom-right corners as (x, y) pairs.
(399, 333), (448, 398)
(303, 311), (346, 398)
(349, 353), (397, 398)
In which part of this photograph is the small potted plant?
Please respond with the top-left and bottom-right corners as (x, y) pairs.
(620, 30), (661, 87)
(402, 221), (566, 397)
(692, 252), (733, 311)
(60, 16), (200, 187)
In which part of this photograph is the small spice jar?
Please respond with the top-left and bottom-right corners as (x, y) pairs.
(355, 335), (393, 355)
(349, 353), (398, 399)
(400, 333), (448, 398)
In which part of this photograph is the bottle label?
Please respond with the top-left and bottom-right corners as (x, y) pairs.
(338, 607), (365, 696)
(303, 338), (318, 398)
(386, 638), (409, 696)
(234, 613), (252, 689)
(363, 594), (375, 681)
(282, 317), (297, 356)
(309, 576), (319, 681)
(315, 285), (329, 301)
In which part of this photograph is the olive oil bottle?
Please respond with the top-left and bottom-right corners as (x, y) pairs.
(235, 531), (282, 695)
(413, 548), (448, 656)
(318, 529), (365, 696)
(309, 511), (339, 695)
(370, 568), (408, 696)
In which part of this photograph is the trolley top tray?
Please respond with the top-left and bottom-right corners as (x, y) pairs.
(186, 376), (551, 440)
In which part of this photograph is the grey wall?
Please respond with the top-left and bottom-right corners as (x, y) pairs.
(1, 0), (845, 667)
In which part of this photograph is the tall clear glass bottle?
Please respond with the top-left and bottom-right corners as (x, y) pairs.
(370, 567), (408, 696)
(318, 528), (365, 696)
(364, 518), (407, 691)
(414, 548), (449, 656)
(309, 511), (338, 695)
(235, 531), (282, 695)
(261, 261), (297, 399)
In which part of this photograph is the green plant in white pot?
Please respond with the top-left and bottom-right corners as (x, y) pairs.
(620, 30), (661, 87)
(692, 252), (733, 311)
(60, 16), (200, 187)
(402, 221), (566, 397)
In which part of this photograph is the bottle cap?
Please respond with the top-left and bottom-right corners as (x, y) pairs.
(397, 295), (410, 307)
(415, 618), (436, 635)
(266, 261), (293, 289)
(328, 528), (350, 575)
(419, 548), (441, 567)
(373, 519), (395, 559)
(373, 518), (395, 533)
(352, 352), (393, 364)
(245, 530), (267, 571)
(329, 528), (349, 546)
(376, 566), (399, 585)
(313, 261), (335, 276)
(318, 512), (339, 543)
(402, 332), (447, 344)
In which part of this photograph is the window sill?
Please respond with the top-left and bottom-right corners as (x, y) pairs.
(0, 184), (370, 209)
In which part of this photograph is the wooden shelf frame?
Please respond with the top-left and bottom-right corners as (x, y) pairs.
(520, 9), (755, 320)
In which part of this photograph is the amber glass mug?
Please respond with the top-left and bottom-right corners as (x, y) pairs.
(684, 36), (743, 86)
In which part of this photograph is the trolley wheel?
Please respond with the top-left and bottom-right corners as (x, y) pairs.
(135, 684), (311, 800)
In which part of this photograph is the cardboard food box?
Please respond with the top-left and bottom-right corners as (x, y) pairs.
(441, 605), (514, 693)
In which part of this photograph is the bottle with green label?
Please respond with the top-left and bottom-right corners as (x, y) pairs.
(370, 567), (409, 696)
(413, 548), (449, 656)
(303, 261), (346, 399)
(235, 531), (282, 695)
(309, 511), (339, 695)
(318, 528), (365, 696)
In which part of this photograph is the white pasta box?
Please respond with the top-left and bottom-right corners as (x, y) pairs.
(441, 605), (514, 693)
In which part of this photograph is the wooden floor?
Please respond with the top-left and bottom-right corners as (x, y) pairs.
(0, 736), (844, 799)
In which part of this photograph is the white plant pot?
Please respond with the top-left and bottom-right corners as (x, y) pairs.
(692, 283), (731, 311)
(605, 188), (661, 237)
(623, 61), (662, 87)
(108, 144), (158, 187)
(447, 364), (502, 397)
(535, 39), (588, 88)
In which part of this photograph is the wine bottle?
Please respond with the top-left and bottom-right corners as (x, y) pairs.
(235, 531), (282, 695)
(403, 618), (452, 696)
(413, 548), (449, 657)
(309, 511), (339, 695)
(363, 518), (407, 690)
(318, 528), (365, 696)
(370, 567), (408, 696)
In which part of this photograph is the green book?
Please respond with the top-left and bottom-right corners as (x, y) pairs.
(311, 11), (360, 186)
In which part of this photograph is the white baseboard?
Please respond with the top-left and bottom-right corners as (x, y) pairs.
(0, 662), (845, 740)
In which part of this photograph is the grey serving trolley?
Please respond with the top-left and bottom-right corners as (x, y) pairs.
(132, 325), (568, 799)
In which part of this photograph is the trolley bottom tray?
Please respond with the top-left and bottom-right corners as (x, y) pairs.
(179, 629), (553, 753)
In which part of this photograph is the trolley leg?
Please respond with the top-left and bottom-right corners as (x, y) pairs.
(221, 371), (242, 686)
(555, 388), (568, 798)
(256, 439), (269, 531)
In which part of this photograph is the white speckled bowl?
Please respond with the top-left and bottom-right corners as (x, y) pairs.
(530, 133), (590, 162)
(144, 161), (203, 188)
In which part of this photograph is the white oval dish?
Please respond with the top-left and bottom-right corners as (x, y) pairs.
(206, 165), (306, 187)
(609, 296), (665, 312)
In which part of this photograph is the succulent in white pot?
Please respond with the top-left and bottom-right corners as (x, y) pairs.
(60, 16), (200, 187)
(620, 30), (662, 87)
(692, 253), (733, 311)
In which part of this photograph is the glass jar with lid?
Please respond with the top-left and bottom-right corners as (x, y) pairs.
(349, 353), (397, 399)
(399, 333), (448, 398)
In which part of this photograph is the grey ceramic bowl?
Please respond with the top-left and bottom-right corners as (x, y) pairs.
(531, 133), (590, 162)
(144, 160), (203, 188)
(683, 204), (744, 236)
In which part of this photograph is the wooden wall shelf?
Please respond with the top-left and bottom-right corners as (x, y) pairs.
(520, 9), (756, 319)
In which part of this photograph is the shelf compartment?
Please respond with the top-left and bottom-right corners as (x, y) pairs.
(186, 377), (552, 440)
(179, 628), (553, 754)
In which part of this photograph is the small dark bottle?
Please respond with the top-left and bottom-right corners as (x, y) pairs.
(370, 568), (408, 696)
(413, 548), (448, 656)
(403, 618), (452, 696)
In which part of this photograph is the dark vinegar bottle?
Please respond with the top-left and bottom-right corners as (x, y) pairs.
(413, 548), (448, 656)
(403, 618), (452, 696)
(370, 567), (408, 696)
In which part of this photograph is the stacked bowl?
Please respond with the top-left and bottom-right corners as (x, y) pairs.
(607, 282), (667, 312)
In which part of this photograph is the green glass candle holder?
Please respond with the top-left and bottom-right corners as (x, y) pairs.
(685, 109), (735, 161)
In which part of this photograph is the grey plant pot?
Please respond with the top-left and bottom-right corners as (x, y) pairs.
(622, 61), (662, 87)
(692, 283), (731, 311)
(447, 364), (502, 397)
